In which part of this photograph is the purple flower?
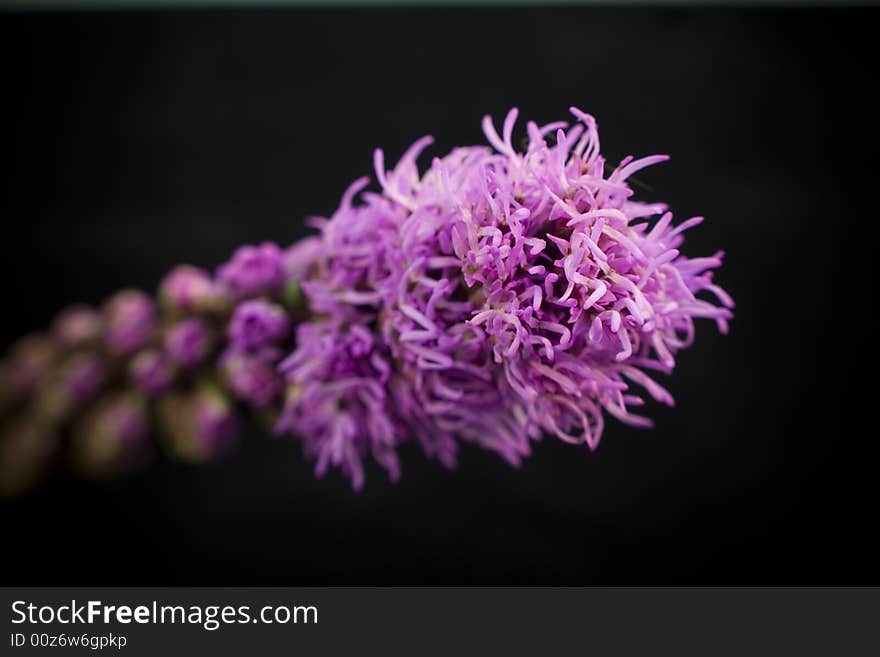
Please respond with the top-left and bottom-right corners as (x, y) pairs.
(158, 265), (223, 315)
(276, 106), (733, 488)
(129, 349), (175, 396)
(165, 318), (212, 368)
(1, 335), (56, 403)
(228, 299), (289, 351)
(52, 305), (101, 350)
(220, 347), (282, 408)
(103, 290), (157, 357)
(217, 242), (285, 298)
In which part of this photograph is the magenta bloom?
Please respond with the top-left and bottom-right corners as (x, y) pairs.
(228, 299), (290, 351)
(103, 290), (157, 357)
(276, 107), (733, 488)
(217, 242), (285, 298)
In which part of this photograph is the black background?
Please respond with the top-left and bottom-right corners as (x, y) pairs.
(1, 7), (876, 584)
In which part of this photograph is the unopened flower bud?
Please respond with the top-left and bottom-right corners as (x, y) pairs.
(103, 290), (157, 357)
(158, 265), (224, 316)
(165, 318), (212, 369)
(70, 391), (150, 477)
(217, 242), (284, 298)
(52, 304), (102, 351)
(220, 347), (281, 408)
(228, 300), (289, 351)
(129, 349), (175, 396)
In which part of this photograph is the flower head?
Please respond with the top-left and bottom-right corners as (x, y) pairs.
(129, 348), (175, 396)
(52, 304), (101, 350)
(71, 391), (150, 477)
(277, 107), (733, 488)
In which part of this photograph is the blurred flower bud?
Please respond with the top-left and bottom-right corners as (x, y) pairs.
(70, 390), (151, 478)
(129, 348), (175, 396)
(217, 242), (284, 298)
(159, 382), (237, 463)
(220, 347), (281, 408)
(33, 352), (104, 423)
(1, 335), (56, 405)
(52, 304), (102, 351)
(0, 416), (59, 498)
(282, 236), (321, 283)
(158, 265), (225, 316)
(228, 299), (289, 351)
(103, 290), (157, 357)
(165, 318), (212, 369)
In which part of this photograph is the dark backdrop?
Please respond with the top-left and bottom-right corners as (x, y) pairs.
(1, 7), (876, 584)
